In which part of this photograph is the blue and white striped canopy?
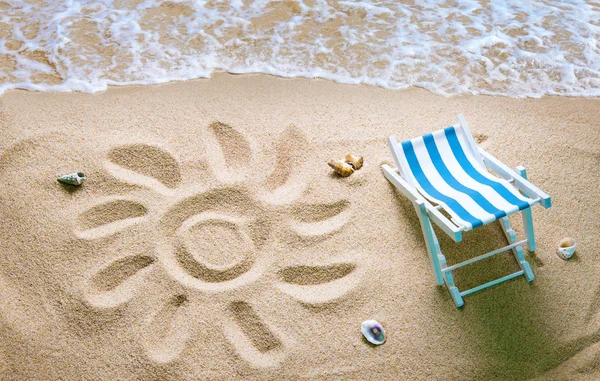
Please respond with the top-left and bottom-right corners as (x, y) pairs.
(393, 126), (535, 230)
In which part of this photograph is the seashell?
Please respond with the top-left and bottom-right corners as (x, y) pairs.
(58, 171), (86, 185)
(345, 153), (364, 170)
(361, 319), (385, 345)
(557, 237), (576, 260)
(328, 160), (355, 177)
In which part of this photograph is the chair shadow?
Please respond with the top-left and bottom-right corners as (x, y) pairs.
(387, 183), (590, 380)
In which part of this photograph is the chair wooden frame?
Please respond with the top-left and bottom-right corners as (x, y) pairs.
(382, 114), (551, 307)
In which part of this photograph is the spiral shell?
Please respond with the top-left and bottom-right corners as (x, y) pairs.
(345, 153), (364, 170)
(328, 160), (355, 177)
(58, 171), (86, 185)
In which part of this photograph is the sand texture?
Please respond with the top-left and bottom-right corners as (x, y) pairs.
(0, 74), (599, 380)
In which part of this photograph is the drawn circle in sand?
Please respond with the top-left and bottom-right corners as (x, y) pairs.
(177, 212), (256, 278)
(163, 210), (264, 289)
(154, 186), (272, 292)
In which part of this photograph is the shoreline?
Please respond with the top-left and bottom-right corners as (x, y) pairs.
(4, 70), (600, 101)
(1, 72), (599, 380)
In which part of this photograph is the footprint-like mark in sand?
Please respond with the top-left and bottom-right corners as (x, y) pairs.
(76, 198), (147, 239)
(143, 294), (190, 364)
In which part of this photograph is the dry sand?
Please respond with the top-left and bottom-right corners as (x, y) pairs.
(0, 73), (599, 380)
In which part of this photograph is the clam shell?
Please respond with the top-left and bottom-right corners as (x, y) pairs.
(58, 171), (86, 185)
(345, 153), (364, 170)
(361, 319), (385, 345)
(328, 160), (354, 177)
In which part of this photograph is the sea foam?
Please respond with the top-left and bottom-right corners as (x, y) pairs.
(0, 0), (599, 97)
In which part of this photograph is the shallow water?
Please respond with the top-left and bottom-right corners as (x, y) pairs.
(1, 0), (599, 97)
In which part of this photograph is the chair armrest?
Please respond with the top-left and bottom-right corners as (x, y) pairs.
(382, 164), (464, 242)
(478, 148), (552, 208)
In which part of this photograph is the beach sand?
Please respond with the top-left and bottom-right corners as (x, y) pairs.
(0, 73), (599, 380)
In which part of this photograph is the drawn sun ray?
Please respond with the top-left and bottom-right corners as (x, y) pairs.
(275, 252), (366, 306)
(142, 294), (192, 364)
(76, 197), (148, 240)
(106, 144), (182, 192)
(85, 254), (156, 309)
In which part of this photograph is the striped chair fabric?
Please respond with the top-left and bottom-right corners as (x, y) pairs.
(395, 125), (536, 230)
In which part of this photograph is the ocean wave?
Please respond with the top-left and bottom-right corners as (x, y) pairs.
(0, 0), (599, 97)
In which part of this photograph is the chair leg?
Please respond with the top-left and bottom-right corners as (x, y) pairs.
(516, 166), (536, 252)
(499, 217), (534, 282)
(415, 201), (464, 307)
(446, 276), (464, 308)
(415, 201), (444, 285)
(439, 254), (464, 307)
(521, 208), (536, 252)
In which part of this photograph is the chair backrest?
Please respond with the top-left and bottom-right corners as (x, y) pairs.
(388, 114), (533, 230)
(388, 114), (485, 188)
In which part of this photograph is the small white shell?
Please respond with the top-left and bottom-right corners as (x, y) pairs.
(557, 237), (576, 260)
(361, 320), (385, 345)
(58, 172), (86, 185)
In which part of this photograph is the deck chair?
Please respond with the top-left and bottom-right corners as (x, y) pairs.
(382, 114), (551, 307)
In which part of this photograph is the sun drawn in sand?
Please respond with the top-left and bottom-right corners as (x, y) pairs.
(75, 122), (365, 367)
